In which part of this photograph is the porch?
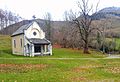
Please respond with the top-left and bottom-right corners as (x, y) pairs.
(25, 38), (52, 56)
(33, 44), (51, 56)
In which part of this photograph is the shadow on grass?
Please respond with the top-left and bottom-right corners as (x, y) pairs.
(0, 49), (51, 58)
(0, 49), (26, 58)
(1, 49), (12, 54)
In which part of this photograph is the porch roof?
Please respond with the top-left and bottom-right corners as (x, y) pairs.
(29, 38), (51, 45)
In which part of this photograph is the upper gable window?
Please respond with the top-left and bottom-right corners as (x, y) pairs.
(33, 32), (37, 36)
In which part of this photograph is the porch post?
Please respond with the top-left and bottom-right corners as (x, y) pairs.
(49, 44), (52, 55)
(31, 44), (34, 57)
(24, 45), (26, 56)
(45, 45), (46, 53)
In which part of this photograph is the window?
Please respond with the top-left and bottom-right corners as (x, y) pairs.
(33, 32), (37, 36)
(14, 40), (16, 48)
(20, 39), (22, 47)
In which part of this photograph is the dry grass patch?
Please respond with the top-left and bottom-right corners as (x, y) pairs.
(108, 62), (120, 65)
(71, 77), (87, 82)
(80, 65), (102, 68)
(104, 67), (120, 74)
(72, 64), (103, 73)
(72, 67), (89, 73)
(0, 64), (48, 73)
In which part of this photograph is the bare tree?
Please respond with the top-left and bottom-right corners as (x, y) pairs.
(0, 9), (21, 30)
(44, 12), (52, 42)
(95, 18), (114, 54)
(63, 11), (82, 49)
(0, 9), (5, 30)
(70, 0), (100, 54)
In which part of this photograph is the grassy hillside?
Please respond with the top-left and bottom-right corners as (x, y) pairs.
(0, 35), (13, 57)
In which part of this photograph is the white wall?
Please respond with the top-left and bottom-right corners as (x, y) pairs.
(25, 22), (45, 39)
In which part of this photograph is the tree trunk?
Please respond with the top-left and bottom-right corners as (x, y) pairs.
(83, 41), (90, 54)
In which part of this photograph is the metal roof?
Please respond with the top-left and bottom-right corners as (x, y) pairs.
(29, 38), (51, 44)
(11, 22), (33, 36)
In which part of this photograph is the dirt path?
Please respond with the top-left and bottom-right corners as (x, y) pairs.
(106, 55), (120, 58)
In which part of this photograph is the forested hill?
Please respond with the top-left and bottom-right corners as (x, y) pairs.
(0, 19), (67, 35)
(92, 7), (120, 20)
(91, 7), (120, 37)
(0, 20), (31, 35)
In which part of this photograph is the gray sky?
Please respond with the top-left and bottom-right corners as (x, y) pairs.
(0, 0), (120, 20)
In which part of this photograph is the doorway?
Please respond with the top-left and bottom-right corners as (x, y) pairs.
(34, 44), (41, 53)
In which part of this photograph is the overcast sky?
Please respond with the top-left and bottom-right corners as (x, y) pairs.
(0, 0), (120, 20)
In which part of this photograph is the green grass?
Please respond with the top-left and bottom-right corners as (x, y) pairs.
(0, 35), (14, 58)
(0, 59), (119, 82)
(106, 38), (120, 50)
(0, 35), (120, 82)
(114, 38), (120, 49)
(0, 47), (106, 58)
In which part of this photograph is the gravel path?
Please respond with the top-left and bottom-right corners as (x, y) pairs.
(106, 55), (120, 58)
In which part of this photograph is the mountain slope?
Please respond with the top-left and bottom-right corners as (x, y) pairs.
(92, 7), (120, 20)
(0, 19), (67, 35)
(0, 20), (31, 35)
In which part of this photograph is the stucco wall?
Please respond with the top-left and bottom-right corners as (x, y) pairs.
(12, 34), (24, 55)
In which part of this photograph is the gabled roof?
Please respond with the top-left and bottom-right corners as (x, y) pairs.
(29, 38), (50, 44)
(11, 19), (50, 37)
(11, 22), (33, 36)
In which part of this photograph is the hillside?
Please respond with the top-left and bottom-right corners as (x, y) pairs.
(92, 7), (120, 20)
(0, 19), (67, 35)
(0, 20), (31, 35)
(1, 7), (120, 37)
(91, 7), (120, 36)
(0, 35), (12, 57)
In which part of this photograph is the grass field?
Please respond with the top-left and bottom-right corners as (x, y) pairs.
(0, 35), (120, 82)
